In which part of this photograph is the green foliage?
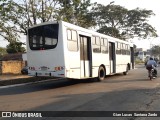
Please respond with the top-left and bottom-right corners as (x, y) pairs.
(0, 0), (20, 42)
(0, 47), (7, 59)
(0, 0), (95, 39)
(6, 42), (26, 54)
(134, 52), (139, 56)
(97, 27), (121, 38)
(0, 47), (6, 54)
(0, 0), (61, 39)
(58, 0), (96, 28)
(91, 3), (158, 40)
(135, 59), (145, 64)
(0, 0), (158, 45)
(151, 45), (160, 56)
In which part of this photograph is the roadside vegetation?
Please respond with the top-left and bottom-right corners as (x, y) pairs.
(135, 59), (145, 65)
(0, 0), (158, 54)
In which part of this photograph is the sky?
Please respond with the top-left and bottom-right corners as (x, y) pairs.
(0, 0), (160, 49)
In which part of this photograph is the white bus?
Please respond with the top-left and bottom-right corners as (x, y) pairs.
(27, 21), (134, 81)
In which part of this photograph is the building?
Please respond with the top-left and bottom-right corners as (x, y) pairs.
(0, 53), (26, 74)
(135, 48), (150, 61)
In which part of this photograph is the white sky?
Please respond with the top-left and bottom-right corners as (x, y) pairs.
(0, 0), (159, 49)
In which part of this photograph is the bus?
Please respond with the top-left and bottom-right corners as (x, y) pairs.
(27, 20), (134, 81)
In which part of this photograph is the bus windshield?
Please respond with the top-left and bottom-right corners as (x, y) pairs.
(28, 24), (59, 50)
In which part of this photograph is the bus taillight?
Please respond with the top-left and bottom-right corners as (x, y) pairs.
(54, 66), (64, 71)
(29, 67), (35, 70)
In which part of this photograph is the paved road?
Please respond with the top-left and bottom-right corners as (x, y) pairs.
(1, 65), (160, 120)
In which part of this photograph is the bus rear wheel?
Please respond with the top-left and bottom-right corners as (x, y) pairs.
(97, 66), (106, 81)
(123, 65), (129, 75)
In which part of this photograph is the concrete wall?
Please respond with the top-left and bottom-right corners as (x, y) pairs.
(0, 61), (25, 74)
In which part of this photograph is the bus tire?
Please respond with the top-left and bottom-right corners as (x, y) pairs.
(123, 65), (129, 75)
(97, 66), (106, 81)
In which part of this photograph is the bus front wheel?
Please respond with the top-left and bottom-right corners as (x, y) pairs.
(97, 66), (106, 81)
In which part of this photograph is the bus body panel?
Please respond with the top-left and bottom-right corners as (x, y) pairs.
(27, 21), (66, 77)
(27, 20), (134, 79)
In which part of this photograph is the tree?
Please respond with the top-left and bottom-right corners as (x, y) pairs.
(0, 0), (94, 43)
(6, 42), (26, 54)
(0, 0), (158, 43)
(0, 0), (19, 42)
(58, 0), (96, 28)
(91, 2), (158, 40)
(1, 0), (61, 35)
(0, 0), (62, 43)
(151, 45), (160, 57)
(0, 47), (7, 59)
(0, 47), (7, 55)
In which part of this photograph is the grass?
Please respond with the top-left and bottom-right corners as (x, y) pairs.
(135, 59), (145, 64)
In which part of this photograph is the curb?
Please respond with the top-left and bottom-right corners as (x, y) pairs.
(0, 77), (58, 86)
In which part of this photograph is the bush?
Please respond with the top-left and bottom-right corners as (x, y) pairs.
(135, 59), (145, 64)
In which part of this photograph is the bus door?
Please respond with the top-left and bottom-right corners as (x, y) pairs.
(80, 35), (92, 78)
(109, 42), (116, 74)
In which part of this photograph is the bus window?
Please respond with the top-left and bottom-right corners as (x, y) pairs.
(28, 24), (58, 50)
(67, 30), (72, 40)
(116, 42), (121, 54)
(92, 36), (101, 53)
(96, 37), (100, 45)
(67, 29), (78, 51)
(45, 38), (57, 45)
(101, 38), (108, 54)
(121, 43), (125, 55)
(127, 45), (130, 55)
(104, 38), (108, 46)
(125, 44), (128, 55)
(101, 38), (104, 45)
(72, 30), (77, 41)
(122, 44), (126, 55)
(92, 37), (96, 44)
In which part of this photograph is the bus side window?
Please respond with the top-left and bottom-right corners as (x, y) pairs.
(67, 29), (78, 51)
(67, 29), (72, 40)
(104, 38), (108, 53)
(125, 44), (128, 55)
(128, 45), (130, 55)
(121, 43), (124, 55)
(101, 38), (108, 54)
(122, 44), (125, 55)
(116, 42), (121, 54)
(123, 44), (126, 55)
(92, 36), (101, 53)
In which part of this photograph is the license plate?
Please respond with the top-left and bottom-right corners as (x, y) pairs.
(41, 67), (47, 71)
